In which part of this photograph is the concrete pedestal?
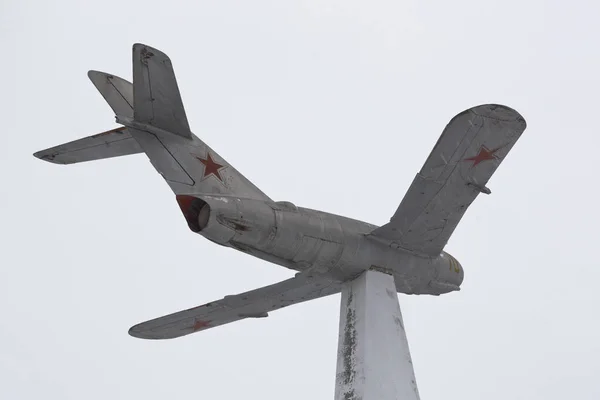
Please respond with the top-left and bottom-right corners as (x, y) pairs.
(334, 270), (420, 400)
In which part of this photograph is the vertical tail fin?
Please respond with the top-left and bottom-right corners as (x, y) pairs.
(124, 43), (270, 201)
(132, 43), (191, 139)
(35, 44), (270, 201)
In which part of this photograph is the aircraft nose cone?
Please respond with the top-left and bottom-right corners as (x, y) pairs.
(442, 252), (464, 291)
(456, 262), (464, 287)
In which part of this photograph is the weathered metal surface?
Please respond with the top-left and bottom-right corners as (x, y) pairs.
(371, 104), (526, 256)
(87, 70), (134, 117)
(132, 44), (191, 139)
(33, 43), (525, 341)
(33, 127), (142, 164)
(129, 269), (340, 339)
(335, 270), (420, 400)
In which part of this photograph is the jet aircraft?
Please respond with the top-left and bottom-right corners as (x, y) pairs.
(34, 44), (527, 340)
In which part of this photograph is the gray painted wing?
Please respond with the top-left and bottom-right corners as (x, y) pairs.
(129, 271), (341, 339)
(33, 127), (142, 164)
(371, 104), (527, 256)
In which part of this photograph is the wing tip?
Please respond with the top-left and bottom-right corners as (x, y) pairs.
(33, 150), (66, 165)
(128, 321), (188, 340)
(470, 104), (527, 129)
(128, 324), (172, 340)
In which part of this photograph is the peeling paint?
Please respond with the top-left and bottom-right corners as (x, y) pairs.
(192, 320), (211, 332)
(341, 289), (360, 400)
(140, 46), (154, 63)
(394, 315), (404, 331)
(335, 271), (420, 400)
(219, 216), (252, 232)
(343, 389), (358, 400)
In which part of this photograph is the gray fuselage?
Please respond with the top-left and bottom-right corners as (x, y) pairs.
(178, 194), (464, 295)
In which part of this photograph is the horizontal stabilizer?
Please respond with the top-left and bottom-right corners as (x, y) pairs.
(129, 271), (341, 339)
(33, 127), (142, 164)
(87, 71), (133, 117)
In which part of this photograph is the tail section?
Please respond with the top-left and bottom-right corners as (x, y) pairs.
(33, 127), (142, 165)
(88, 71), (134, 117)
(132, 44), (191, 139)
(125, 123), (271, 200)
(34, 72), (141, 164)
(34, 43), (270, 201)
(121, 43), (270, 200)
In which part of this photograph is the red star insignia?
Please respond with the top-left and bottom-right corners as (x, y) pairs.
(195, 152), (226, 181)
(463, 145), (501, 167)
(192, 320), (211, 332)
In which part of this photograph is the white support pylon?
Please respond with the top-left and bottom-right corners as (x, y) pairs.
(334, 269), (420, 400)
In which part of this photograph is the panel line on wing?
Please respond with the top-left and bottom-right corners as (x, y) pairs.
(370, 104), (527, 255)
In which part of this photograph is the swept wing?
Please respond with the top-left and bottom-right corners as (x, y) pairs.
(370, 104), (527, 256)
(129, 271), (341, 339)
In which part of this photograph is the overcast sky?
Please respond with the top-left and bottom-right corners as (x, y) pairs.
(2, 0), (599, 399)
